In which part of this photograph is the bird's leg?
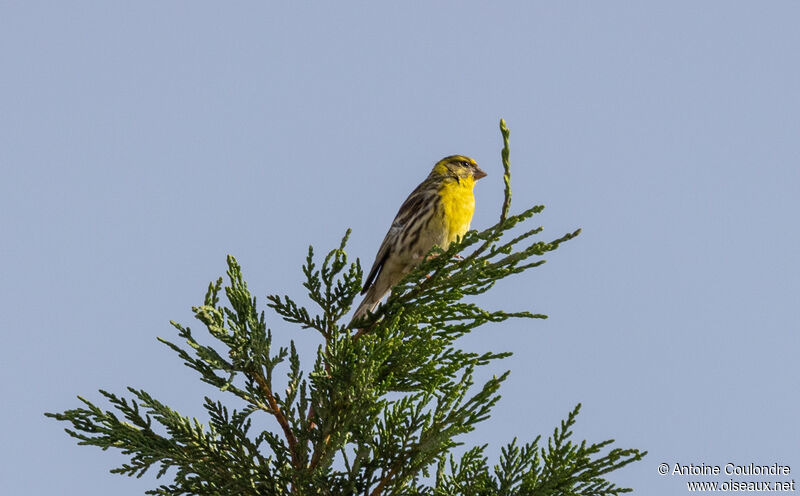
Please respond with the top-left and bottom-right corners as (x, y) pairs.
(419, 253), (464, 279)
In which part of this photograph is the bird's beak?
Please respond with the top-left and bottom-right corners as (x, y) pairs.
(473, 167), (487, 180)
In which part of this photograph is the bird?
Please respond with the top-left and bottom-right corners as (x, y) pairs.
(351, 155), (487, 325)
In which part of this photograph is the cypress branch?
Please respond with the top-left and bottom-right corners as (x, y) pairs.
(47, 120), (644, 495)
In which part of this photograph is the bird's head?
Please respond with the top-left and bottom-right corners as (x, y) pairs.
(431, 155), (487, 181)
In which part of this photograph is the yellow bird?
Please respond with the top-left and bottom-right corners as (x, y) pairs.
(352, 155), (486, 323)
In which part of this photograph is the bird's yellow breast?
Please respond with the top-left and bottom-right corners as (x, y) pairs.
(437, 176), (476, 245)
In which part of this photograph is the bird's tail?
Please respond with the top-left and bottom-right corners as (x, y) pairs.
(349, 284), (384, 327)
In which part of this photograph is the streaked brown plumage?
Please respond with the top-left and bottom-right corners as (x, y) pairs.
(351, 155), (486, 324)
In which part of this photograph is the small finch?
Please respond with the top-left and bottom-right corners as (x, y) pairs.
(352, 155), (486, 324)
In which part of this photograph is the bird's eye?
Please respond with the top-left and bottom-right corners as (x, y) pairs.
(461, 161), (470, 168)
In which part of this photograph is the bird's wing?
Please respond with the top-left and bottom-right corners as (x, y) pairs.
(360, 177), (434, 295)
(361, 223), (400, 295)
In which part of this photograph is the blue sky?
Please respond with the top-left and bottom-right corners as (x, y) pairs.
(2, 2), (798, 494)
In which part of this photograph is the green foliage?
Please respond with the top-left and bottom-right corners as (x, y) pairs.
(47, 120), (645, 495)
(435, 404), (643, 496)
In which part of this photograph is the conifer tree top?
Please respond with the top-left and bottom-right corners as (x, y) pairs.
(47, 120), (645, 495)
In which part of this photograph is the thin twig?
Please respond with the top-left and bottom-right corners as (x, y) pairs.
(307, 337), (333, 470)
(308, 432), (331, 471)
(464, 118), (513, 264)
(369, 465), (399, 496)
(249, 367), (300, 467)
(499, 118), (512, 224)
